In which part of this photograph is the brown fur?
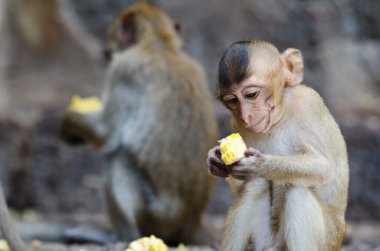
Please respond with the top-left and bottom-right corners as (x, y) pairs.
(8, 0), (61, 50)
(60, 3), (218, 245)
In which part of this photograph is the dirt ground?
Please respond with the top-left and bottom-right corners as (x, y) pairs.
(10, 219), (380, 251)
(25, 243), (213, 251)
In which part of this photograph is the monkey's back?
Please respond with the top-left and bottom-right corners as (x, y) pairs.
(104, 46), (218, 227)
(288, 86), (349, 213)
(289, 85), (349, 250)
(275, 85), (348, 250)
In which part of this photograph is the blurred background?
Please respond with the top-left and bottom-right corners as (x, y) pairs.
(0, 0), (380, 250)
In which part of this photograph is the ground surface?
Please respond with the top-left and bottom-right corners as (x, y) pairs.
(11, 219), (380, 251)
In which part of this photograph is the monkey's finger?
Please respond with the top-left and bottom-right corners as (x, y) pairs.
(214, 148), (222, 158)
(208, 146), (222, 160)
(234, 157), (256, 168)
(245, 147), (260, 157)
(230, 162), (257, 177)
(230, 168), (254, 175)
(209, 156), (225, 167)
(209, 165), (230, 177)
(230, 168), (256, 179)
(230, 172), (251, 181)
(209, 146), (222, 158)
(208, 157), (230, 172)
(209, 162), (231, 176)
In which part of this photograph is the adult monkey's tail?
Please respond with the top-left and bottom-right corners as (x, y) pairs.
(0, 184), (27, 251)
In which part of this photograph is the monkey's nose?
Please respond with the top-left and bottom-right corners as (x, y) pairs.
(240, 113), (252, 127)
(240, 118), (251, 128)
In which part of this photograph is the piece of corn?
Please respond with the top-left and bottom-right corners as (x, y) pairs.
(69, 95), (102, 113)
(177, 243), (189, 251)
(219, 133), (247, 165)
(125, 235), (168, 251)
(0, 239), (9, 251)
(31, 240), (42, 248)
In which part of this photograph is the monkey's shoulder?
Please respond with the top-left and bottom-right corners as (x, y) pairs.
(285, 84), (324, 104)
(110, 47), (203, 80)
(282, 84), (342, 139)
(110, 48), (152, 70)
(284, 85), (328, 116)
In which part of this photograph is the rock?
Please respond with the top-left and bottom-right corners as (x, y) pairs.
(340, 117), (380, 220)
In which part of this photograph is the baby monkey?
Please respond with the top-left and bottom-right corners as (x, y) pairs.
(207, 40), (349, 251)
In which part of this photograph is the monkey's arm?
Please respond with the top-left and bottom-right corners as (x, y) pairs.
(232, 147), (332, 186)
(59, 109), (107, 148)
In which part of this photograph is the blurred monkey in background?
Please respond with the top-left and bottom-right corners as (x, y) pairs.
(5, 0), (99, 59)
(60, 3), (218, 245)
(7, 0), (61, 50)
(207, 40), (348, 251)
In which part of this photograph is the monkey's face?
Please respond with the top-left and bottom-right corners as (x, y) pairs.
(220, 73), (275, 133)
(104, 10), (137, 62)
(103, 3), (182, 62)
(216, 40), (301, 134)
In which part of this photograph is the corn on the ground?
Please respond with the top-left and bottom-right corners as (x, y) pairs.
(0, 239), (9, 251)
(126, 235), (168, 251)
(177, 243), (189, 251)
(69, 95), (102, 113)
(219, 133), (247, 165)
(31, 240), (42, 248)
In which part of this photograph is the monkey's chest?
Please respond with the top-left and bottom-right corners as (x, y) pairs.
(247, 133), (295, 156)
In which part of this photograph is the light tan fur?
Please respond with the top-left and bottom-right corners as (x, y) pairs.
(209, 40), (348, 251)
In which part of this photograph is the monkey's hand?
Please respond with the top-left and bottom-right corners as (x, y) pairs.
(207, 146), (231, 178)
(59, 109), (106, 148)
(230, 147), (263, 181)
(60, 110), (87, 145)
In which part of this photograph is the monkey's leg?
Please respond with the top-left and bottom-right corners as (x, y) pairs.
(105, 157), (143, 241)
(279, 186), (325, 251)
(222, 178), (273, 251)
(322, 205), (345, 251)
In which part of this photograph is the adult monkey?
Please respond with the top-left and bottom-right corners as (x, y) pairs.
(60, 3), (218, 245)
(207, 40), (348, 251)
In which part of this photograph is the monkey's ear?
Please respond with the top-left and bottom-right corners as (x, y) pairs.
(120, 12), (137, 46)
(281, 48), (304, 86)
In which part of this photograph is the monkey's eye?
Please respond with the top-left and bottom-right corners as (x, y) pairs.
(244, 91), (259, 100)
(222, 96), (239, 109)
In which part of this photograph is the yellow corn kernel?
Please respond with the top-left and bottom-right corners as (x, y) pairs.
(69, 95), (102, 113)
(31, 240), (42, 248)
(125, 235), (168, 251)
(219, 133), (247, 165)
(0, 239), (9, 251)
(177, 243), (189, 251)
